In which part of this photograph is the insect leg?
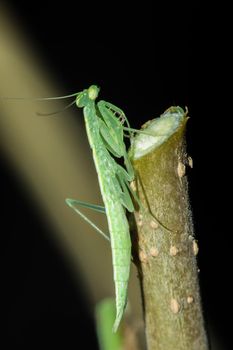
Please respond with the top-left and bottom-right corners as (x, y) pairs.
(123, 126), (168, 138)
(98, 100), (130, 127)
(113, 165), (135, 212)
(98, 119), (122, 157)
(98, 117), (134, 179)
(98, 100), (134, 141)
(66, 198), (110, 241)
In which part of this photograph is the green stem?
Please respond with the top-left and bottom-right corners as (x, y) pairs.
(129, 107), (208, 350)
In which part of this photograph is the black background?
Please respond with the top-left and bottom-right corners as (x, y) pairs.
(3, 1), (229, 349)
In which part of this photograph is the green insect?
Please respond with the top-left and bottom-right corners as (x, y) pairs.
(1, 85), (138, 331)
(65, 85), (137, 332)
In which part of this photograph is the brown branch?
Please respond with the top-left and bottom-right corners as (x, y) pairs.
(129, 107), (208, 350)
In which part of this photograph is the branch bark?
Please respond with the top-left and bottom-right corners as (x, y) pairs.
(129, 107), (208, 350)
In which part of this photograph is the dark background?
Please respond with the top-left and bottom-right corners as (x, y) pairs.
(3, 1), (229, 349)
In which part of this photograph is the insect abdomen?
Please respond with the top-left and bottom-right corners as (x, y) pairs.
(112, 244), (131, 332)
(108, 206), (131, 332)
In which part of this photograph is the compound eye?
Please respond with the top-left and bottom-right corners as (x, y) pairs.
(88, 85), (99, 100)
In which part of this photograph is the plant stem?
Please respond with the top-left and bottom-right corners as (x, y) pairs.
(129, 107), (208, 350)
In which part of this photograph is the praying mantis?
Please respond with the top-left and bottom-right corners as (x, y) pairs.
(65, 85), (137, 332)
(1, 85), (141, 331)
